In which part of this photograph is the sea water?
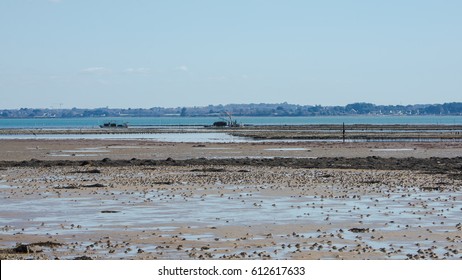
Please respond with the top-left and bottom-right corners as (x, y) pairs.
(0, 115), (462, 129)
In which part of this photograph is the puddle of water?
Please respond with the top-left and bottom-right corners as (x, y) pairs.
(181, 233), (216, 241)
(48, 154), (101, 157)
(62, 149), (109, 153)
(371, 149), (415, 152)
(264, 148), (310, 151)
(0, 133), (252, 143)
(194, 147), (234, 150)
(209, 156), (318, 159)
(108, 146), (143, 149)
(48, 147), (111, 157)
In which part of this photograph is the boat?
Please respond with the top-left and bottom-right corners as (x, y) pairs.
(208, 112), (241, 128)
(99, 121), (128, 128)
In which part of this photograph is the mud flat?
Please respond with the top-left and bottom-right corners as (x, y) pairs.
(227, 124), (462, 141)
(1, 139), (462, 161)
(1, 159), (461, 259)
(1, 137), (462, 260)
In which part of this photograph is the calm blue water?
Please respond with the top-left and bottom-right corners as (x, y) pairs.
(0, 115), (461, 129)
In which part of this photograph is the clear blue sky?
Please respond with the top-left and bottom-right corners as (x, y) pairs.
(1, 0), (461, 109)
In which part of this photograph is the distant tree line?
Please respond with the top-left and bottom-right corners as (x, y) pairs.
(1, 102), (462, 118)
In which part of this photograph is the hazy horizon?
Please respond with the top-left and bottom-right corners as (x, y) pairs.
(1, 0), (461, 108)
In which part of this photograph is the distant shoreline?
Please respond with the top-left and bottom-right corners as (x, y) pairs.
(1, 102), (461, 118)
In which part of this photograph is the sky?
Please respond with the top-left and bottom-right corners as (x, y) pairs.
(0, 0), (461, 109)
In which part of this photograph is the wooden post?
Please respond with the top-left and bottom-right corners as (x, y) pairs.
(342, 122), (345, 143)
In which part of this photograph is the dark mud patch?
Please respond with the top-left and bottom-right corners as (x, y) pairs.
(68, 169), (101, 174)
(30, 241), (63, 247)
(54, 183), (107, 189)
(349, 228), (370, 233)
(420, 186), (442, 191)
(191, 168), (227, 172)
(73, 256), (93, 260)
(80, 183), (107, 188)
(54, 185), (79, 189)
(1, 157), (462, 175)
(0, 241), (63, 254)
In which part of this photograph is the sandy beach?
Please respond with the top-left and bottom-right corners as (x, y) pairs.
(1, 137), (461, 260)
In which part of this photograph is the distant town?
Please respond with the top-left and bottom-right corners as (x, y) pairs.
(1, 102), (461, 118)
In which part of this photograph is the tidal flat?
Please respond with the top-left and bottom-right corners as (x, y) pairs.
(1, 142), (461, 259)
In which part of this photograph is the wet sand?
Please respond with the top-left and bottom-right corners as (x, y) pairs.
(1, 139), (462, 161)
(1, 139), (461, 259)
